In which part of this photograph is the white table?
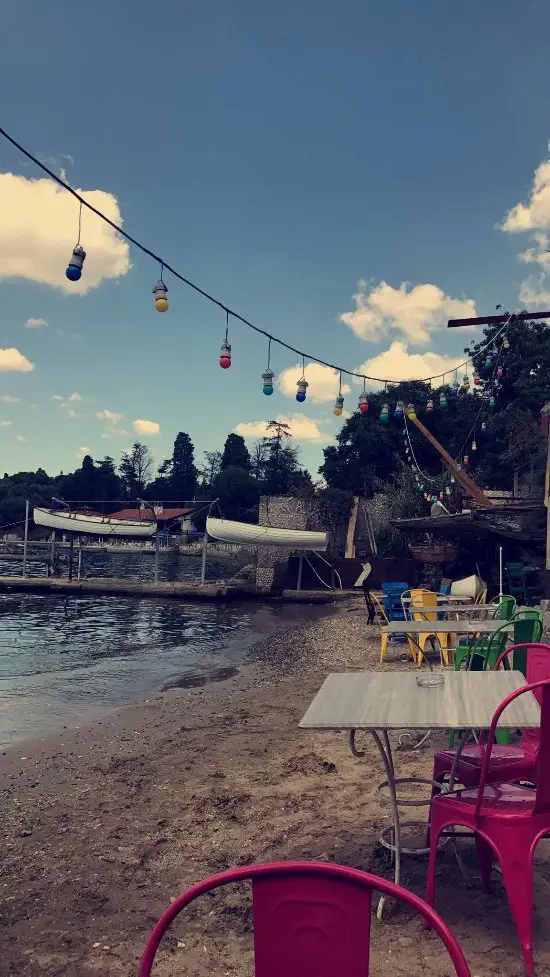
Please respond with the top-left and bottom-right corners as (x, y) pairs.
(300, 670), (539, 917)
(386, 620), (514, 635)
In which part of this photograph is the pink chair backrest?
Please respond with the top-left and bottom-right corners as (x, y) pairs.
(475, 679), (550, 820)
(138, 861), (471, 977)
(493, 643), (550, 754)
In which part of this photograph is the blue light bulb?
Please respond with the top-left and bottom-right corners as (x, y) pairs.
(65, 264), (82, 281)
(296, 391), (306, 402)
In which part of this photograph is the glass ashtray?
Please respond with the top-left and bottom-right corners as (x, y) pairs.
(416, 672), (445, 688)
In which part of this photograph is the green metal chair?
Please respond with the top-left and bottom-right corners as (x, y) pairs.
(453, 595), (516, 669)
(510, 610), (543, 677)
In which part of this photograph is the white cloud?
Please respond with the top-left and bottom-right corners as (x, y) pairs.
(0, 173), (131, 294)
(77, 445), (90, 458)
(101, 425), (129, 439)
(0, 395), (21, 403)
(357, 342), (463, 388)
(235, 413), (333, 444)
(0, 420), (12, 428)
(96, 408), (122, 424)
(518, 275), (550, 308)
(52, 394), (63, 401)
(25, 317), (47, 329)
(0, 348), (34, 372)
(67, 392), (82, 402)
(16, 434), (27, 442)
(340, 280), (477, 345)
(66, 408), (81, 419)
(132, 418), (160, 436)
(278, 362), (351, 404)
(501, 159), (550, 233)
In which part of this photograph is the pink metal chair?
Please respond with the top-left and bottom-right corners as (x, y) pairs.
(431, 642), (550, 793)
(426, 678), (550, 977)
(139, 861), (471, 976)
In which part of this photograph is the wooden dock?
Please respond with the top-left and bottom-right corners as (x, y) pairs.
(0, 576), (349, 603)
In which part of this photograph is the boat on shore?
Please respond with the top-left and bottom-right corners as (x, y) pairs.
(33, 507), (157, 538)
(206, 516), (328, 550)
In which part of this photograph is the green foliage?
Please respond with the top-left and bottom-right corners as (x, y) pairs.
(119, 442), (154, 499)
(221, 434), (251, 473)
(212, 465), (261, 523)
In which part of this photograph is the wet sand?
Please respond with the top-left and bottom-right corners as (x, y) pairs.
(1, 598), (550, 976)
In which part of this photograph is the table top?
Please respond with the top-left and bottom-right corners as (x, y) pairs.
(401, 595), (473, 604)
(404, 604), (489, 615)
(386, 619), (514, 634)
(299, 670), (539, 731)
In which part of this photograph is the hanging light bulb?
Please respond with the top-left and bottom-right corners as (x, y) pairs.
(451, 377), (460, 396)
(451, 475), (456, 483)
(66, 244), (86, 282)
(262, 369), (274, 395)
(358, 392), (369, 413)
(463, 454), (469, 466)
(472, 439), (477, 451)
(484, 355), (492, 369)
(219, 341), (232, 369)
(419, 483), (424, 491)
(445, 486), (451, 496)
(489, 394), (496, 408)
(407, 403), (416, 418)
(65, 201), (86, 282)
(296, 378), (308, 403)
(333, 394), (344, 416)
(379, 402), (389, 422)
(456, 463), (462, 471)
(497, 365), (504, 378)
(503, 335), (510, 350)
(394, 401), (404, 418)
(481, 420), (487, 431)
(462, 373), (470, 392)
(426, 398), (434, 412)
(439, 491), (444, 501)
(473, 370), (481, 386)
(439, 390), (448, 408)
(491, 347), (499, 361)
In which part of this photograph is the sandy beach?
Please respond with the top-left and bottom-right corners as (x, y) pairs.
(2, 597), (550, 977)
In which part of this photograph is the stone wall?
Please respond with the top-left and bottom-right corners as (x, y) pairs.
(256, 496), (322, 591)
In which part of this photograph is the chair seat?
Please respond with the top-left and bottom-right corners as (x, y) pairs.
(436, 743), (533, 769)
(436, 781), (536, 814)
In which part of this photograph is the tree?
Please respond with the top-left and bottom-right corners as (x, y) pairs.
(212, 465), (261, 523)
(95, 457), (122, 501)
(166, 432), (197, 500)
(260, 421), (310, 495)
(198, 450), (222, 494)
(119, 442), (153, 499)
(221, 434), (251, 473)
(316, 487), (354, 557)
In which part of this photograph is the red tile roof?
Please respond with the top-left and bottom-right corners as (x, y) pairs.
(109, 506), (196, 522)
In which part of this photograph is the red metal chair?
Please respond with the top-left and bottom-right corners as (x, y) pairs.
(139, 861), (471, 976)
(426, 678), (550, 977)
(431, 642), (550, 793)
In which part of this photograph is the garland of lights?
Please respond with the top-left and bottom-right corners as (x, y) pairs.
(0, 126), (518, 409)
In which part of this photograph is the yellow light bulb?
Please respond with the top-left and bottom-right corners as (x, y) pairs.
(155, 297), (169, 313)
(333, 407), (343, 416)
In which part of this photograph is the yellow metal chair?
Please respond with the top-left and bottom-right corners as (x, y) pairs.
(406, 590), (453, 666)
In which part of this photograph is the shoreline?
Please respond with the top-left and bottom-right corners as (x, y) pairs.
(2, 605), (550, 976)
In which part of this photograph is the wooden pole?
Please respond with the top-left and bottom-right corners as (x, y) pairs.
(68, 537), (74, 582)
(407, 411), (493, 507)
(345, 496), (359, 558)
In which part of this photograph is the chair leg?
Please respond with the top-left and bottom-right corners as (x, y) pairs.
(494, 835), (536, 977)
(380, 631), (388, 664)
(474, 833), (493, 892)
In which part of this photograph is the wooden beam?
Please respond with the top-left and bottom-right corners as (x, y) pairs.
(407, 411), (493, 507)
(448, 311), (550, 328)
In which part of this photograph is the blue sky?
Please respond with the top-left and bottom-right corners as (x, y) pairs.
(1, 0), (550, 483)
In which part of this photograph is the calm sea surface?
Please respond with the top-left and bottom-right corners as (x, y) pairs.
(0, 550), (318, 747)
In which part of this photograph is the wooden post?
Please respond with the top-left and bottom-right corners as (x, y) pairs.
(345, 496), (359, 558)
(22, 499), (29, 578)
(68, 537), (74, 582)
(407, 412), (493, 507)
(541, 404), (550, 597)
(297, 552), (304, 591)
(77, 537), (82, 581)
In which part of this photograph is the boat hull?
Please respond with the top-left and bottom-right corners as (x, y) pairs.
(33, 507), (157, 538)
(206, 516), (328, 551)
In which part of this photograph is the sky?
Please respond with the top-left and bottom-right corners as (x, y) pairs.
(1, 0), (550, 483)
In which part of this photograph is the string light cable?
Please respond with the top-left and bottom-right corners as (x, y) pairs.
(0, 125), (515, 388)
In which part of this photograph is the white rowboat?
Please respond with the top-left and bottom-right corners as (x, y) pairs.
(206, 516), (328, 551)
(33, 507), (157, 538)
